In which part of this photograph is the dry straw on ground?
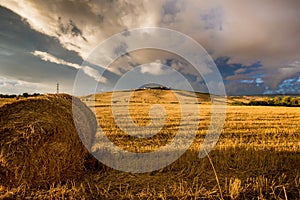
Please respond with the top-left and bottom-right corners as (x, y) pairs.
(0, 90), (299, 199)
(0, 94), (98, 188)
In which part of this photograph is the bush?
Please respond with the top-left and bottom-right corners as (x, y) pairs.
(232, 96), (300, 107)
(0, 93), (41, 99)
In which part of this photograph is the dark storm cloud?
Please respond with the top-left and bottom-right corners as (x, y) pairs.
(58, 18), (87, 41)
(157, 0), (300, 89)
(0, 6), (83, 62)
(0, 0), (300, 94)
(0, 6), (83, 93)
(0, 0), (146, 58)
(226, 81), (266, 96)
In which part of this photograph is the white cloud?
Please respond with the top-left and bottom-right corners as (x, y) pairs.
(240, 80), (254, 84)
(0, 76), (50, 94)
(1, 0), (300, 91)
(32, 51), (81, 69)
(0, 0), (149, 59)
(82, 66), (107, 83)
(31, 51), (106, 83)
(140, 60), (169, 75)
(255, 78), (264, 84)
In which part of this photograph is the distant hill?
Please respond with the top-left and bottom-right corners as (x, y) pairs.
(82, 89), (300, 107)
(83, 89), (212, 105)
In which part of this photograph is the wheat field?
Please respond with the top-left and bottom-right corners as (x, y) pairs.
(1, 90), (300, 199)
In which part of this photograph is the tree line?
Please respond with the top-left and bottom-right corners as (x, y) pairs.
(233, 96), (300, 107)
(0, 93), (41, 99)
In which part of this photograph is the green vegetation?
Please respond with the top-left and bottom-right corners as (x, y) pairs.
(232, 96), (300, 107)
(0, 93), (40, 99)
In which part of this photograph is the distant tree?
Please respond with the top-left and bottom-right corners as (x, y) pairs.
(22, 93), (29, 98)
(0, 93), (43, 99)
(33, 93), (40, 96)
(291, 98), (299, 106)
(266, 98), (275, 106)
(297, 97), (300, 105)
(281, 96), (291, 106)
(273, 96), (282, 105)
(232, 96), (299, 107)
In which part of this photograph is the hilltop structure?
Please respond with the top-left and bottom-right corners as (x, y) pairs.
(137, 83), (171, 91)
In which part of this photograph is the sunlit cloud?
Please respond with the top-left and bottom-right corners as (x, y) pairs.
(32, 51), (81, 69)
(0, 0), (300, 94)
(0, 76), (51, 94)
(31, 51), (106, 83)
(140, 61), (170, 75)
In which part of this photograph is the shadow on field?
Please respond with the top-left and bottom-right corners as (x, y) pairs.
(1, 92), (299, 199)
(1, 141), (299, 199)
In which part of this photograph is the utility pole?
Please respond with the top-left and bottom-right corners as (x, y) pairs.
(56, 82), (59, 94)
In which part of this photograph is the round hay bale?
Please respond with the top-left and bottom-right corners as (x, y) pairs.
(0, 94), (98, 187)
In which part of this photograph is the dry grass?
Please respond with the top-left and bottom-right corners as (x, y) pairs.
(0, 90), (299, 199)
(0, 94), (98, 189)
(0, 98), (15, 107)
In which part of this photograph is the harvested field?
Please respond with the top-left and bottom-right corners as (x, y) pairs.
(0, 90), (299, 199)
(0, 99), (14, 107)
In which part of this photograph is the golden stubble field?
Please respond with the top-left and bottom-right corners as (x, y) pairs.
(1, 89), (300, 199)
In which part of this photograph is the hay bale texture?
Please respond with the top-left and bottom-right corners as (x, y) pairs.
(0, 94), (97, 187)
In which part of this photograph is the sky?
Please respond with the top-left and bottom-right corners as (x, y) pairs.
(0, 0), (299, 95)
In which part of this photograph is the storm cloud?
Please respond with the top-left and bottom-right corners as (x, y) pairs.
(0, 0), (299, 94)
